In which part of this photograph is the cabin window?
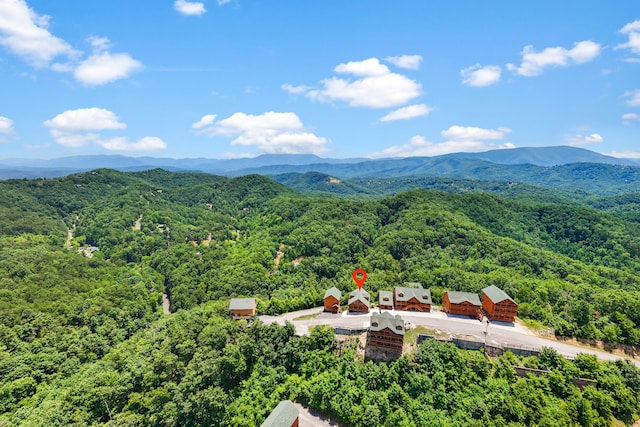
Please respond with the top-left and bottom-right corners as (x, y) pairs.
(372, 322), (378, 327)
(398, 293), (404, 297)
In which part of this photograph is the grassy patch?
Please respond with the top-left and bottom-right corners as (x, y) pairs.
(293, 313), (319, 321)
(405, 325), (437, 347)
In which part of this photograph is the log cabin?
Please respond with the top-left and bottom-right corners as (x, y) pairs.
(442, 290), (482, 318)
(394, 286), (432, 312)
(323, 287), (342, 313)
(378, 290), (394, 310)
(229, 298), (256, 318)
(260, 400), (299, 427)
(481, 285), (518, 322)
(367, 311), (405, 353)
(348, 288), (370, 313)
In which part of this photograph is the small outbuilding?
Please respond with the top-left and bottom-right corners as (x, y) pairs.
(229, 298), (257, 318)
(348, 288), (371, 313)
(323, 287), (342, 313)
(260, 400), (299, 427)
(481, 285), (518, 322)
(442, 291), (482, 318)
(379, 290), (394, 310)
(367, 311), (405, 353)
(394, 286), (432, 312)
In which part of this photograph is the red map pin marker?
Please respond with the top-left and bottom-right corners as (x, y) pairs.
(352, 269), (367, 290)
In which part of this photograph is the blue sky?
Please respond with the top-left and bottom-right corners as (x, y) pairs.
(0, 0), (639, 160)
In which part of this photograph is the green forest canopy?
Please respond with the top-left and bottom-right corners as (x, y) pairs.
(1, 168), (640, 425)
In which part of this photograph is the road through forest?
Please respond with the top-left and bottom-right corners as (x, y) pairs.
(260, 306), (640, 367)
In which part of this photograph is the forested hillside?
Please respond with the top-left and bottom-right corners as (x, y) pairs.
(1, 169), (640, 425)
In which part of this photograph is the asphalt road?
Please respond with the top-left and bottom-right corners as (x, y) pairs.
(259, 306), (640, 367)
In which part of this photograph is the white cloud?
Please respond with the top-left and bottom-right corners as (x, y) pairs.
(74, 48), (143, 86)
(461, 64), (501, 87)
(192, 114), (217, 129)
(44, 107), (164, 151)
(289, 57), (423, 109)
(441, 125), (511, 141)
(0, 0), (77, 67)
(217, 0), (231, 4)
(566, 133), (604, 146)
(0, 2), (142, 85)
(0, 115), (14, 143)
(48, 130), (100, 148)
(607, 150), (640, 159)
(334, 57), (390, 77)
(622, 113), (640, 124)
(624, 89), (640, 107)
(44, 107), (126, 131)
(193, 111), (329, 154)
(379, 104), (434, 122)
(616, 20), (640, 57)
(174, 0), (206, 16)
(369, 125), (514, 158)
(507, 40), (601, 77)
(97, 136), (167, 152)
(87, 35), (111, 52)
(0, 116), (14, 134)
(385, 54), (422, 70)
(281, 83), (311, 94)
(368, 134), (515, 158)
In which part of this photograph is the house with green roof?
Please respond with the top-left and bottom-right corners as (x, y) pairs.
(394, 286), (432, 312)
(260, 400), (299, 427)
(379, 290), (394, 310)
(229, 298), (256, 318)
(367, 311), (405, 354)
(323, 286), (342, 313)
(442, 290), (482, 318)
(348, 288), (370, 313)
(481, 285), (518, 322)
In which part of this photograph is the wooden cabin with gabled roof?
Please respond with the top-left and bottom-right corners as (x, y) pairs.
(394, 286), (432, 312)
(348, 288), (370, 313)
(367, 311), (405, 353)
(379, 290), (394, 310)
(442, 290), (482, 319)
(260, 400), (299, 427)
(229, 298), (256, 318)
(481, 285), (518, 322)
(323, 286), (342, 313)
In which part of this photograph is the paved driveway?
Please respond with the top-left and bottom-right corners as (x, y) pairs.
(260, 307), (640, 367)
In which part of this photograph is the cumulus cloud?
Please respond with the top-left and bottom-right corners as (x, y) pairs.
(441, 125), (511, 141)
(0, 0), (77, 67)
(622, 113), (640, 124)
(607, 150), (640, 159)
(97, 136), (167, 152)
(624, 89), (640, 107)
(74, 37), (143, 86)
(461, 64), (501, 87)
(379, 104), (434, 122)
(368, 125), (514, 158)
(192, 114), (217, 129)
(0, 116), (14, 143)
(616, 20), (640, 58)
(566, 133), (604, 146)
(0, 116), (14, 134)
(385, 55), (422, 70)
(507, 40), (601, 76)
(44, 107), (165, 152)
(44, 107), (126, 131)
(281, 83), (312, 94)
(174, 0), (206, 16)
(192, 111), (329, 154)
(286, 57), (423, 108)
(0, 3), (142, 85)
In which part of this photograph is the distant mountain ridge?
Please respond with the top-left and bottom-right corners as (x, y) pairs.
(0, 146), (637, 180)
